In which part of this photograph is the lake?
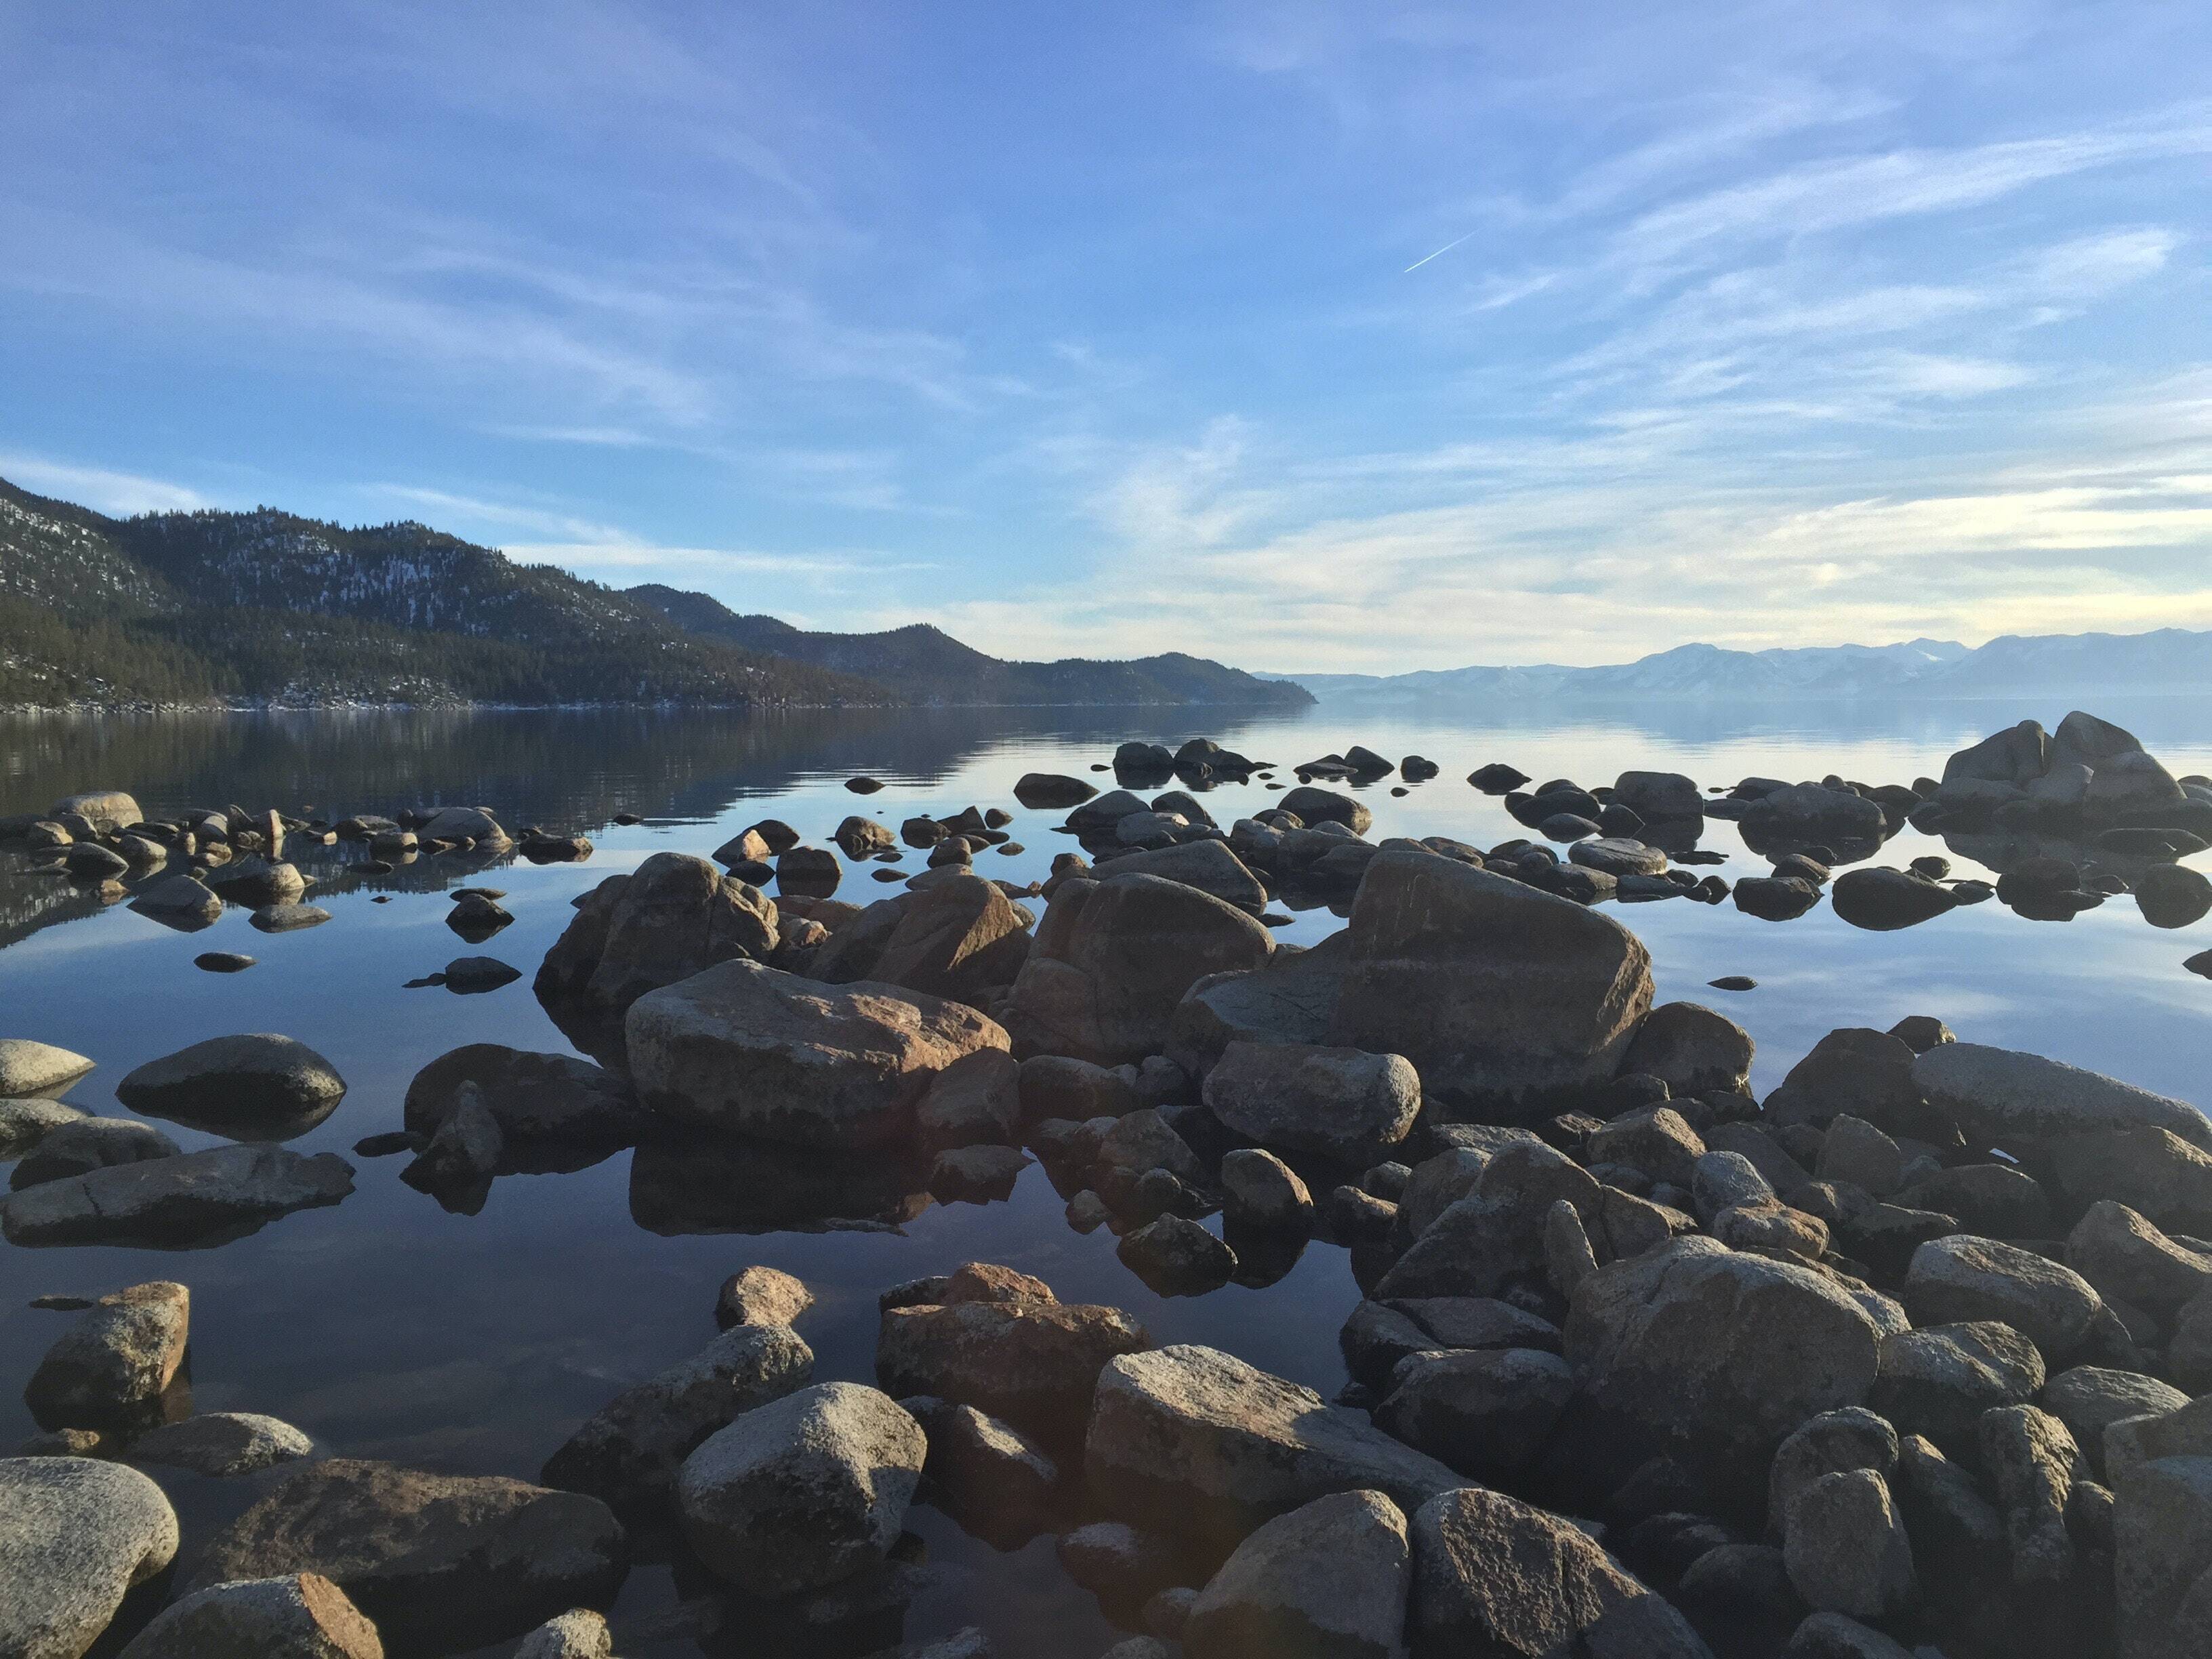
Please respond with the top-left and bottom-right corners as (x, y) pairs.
(3, 698), (2209, 1657)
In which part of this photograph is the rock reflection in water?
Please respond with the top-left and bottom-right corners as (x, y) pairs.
(629, 1130), (931, 1236)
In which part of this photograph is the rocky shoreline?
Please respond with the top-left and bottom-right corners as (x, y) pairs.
(3, 710), (2211, 1658)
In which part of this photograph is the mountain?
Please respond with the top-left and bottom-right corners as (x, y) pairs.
(0, 474), (1302, 710)
(1269, 631), (2212, 704)
(626, 583), (1313, 708)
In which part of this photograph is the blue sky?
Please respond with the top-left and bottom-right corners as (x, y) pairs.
(3, 1), (2211, 672)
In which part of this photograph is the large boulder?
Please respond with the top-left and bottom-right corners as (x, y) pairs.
(1867, 1322), (2043, 1459)
(1202, 1041), (1419, 1166)
(404, 1046), (642, 1156)
(1622, 1002), (1753, 1096)
(418, 805), (509, 845)
(1279, 787), (1371, 834)
(1406, 1486), (1712, 1659)
(0, 1145), (356, 1247)
(674, 1383), (924, 1598)
(24, 1282), (189, 1434)
(1084, 1345), (1465, 1556)
(129, 875), (223, 928)
(1326, 852), (1652, 1118)
(9, 1119), (179, 1192)
(2115, 1453), (2212, 1659)
(115, 1033), (346, 1141)
(1004, 875), (1275, 1065)
(1901, 1235), (2102, 1357)
(877, 1296), (1151, 1448)
(1183, 1489), (1411, 1659)
(2067, 1202), (2212, 1312)
(1167, 933), (1349, 1078)
(1375, 1142), (1603, 1302)
(541, 1324), (815, 1513)
(49, 790), (143, 834)
(810, 875), (1031, 1002)
(0, 1457), (179, 1659)
(184, 1460), (625, 1654)
(1561, 1238), (1885, 1508)
(626, 960), (1008, 1149)
(1015, 773), (1097, 810)
(114, 1574), (382, 1659)
(535, 854), (779, 1017)
(1372, 1348), (1576, 1480)
(1912, 1043), (2211, 1151)
(1103, 840), (1269, 913)
(1741, 784), (1887, 853)
(2026, 1127), (2212, 1235)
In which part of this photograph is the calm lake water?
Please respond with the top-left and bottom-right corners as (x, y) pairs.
(3, 699), (2210, 1657)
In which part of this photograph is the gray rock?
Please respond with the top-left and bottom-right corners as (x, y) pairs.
(1913, 1042), (2211, 1150)
(917, 1049), (1021, 1152)
(903, 1397), (1059, 1546)
(116, 1033), (346, 1141)
(1902, 1235), (2102, 1357)
(1570, 836), (1668, 878)
(9, 1118), (180, 1191)
(209, 857), (307, 907)
(404, 1045), (641, 1155)
(1782, 1469), (1914, 1617)
(115, 1572), (382, 1658)
(1589, 1107), (1705, 1189)
(1868, 1322), (2044, 1458)
(1220, 1148), (1314, 1230)
(676, 1382), (924, 1597)
(1374, 1348), (1574, 1480)
(402, 1087), (502, 1190)
(1622, 1002), (1753, 1095)
(1891, 1433), (2003, 1584)
(877, 1296), (1151, 1448)
(811, 875), (1033, 1002)
(0, 1456), (180, 1659)
(1005, 874), (1275, 1065)
(1328, 853), (1653, 1115)
(535, 853), (779, 1016)
(24, 1282), (189, 1435)
(511, 1609), (611, 1658)
(1692, 1150), (1776, 1223)
(1763, 1028), (1921, 1136)
(1816, 1117), (1904, 1196)
(1184, 1488), (1410, 1659)
(2114, 1451), (2212, 1659)
(541, 1324), (815, 1513)
(128, 875), (223, 927)
(50, 791), (143, 834)
(1203, 1041), (1420, 1165)
(0, 1098), (86, 1155)
(1106, 840), (1270, 912)
(130, 1412), (314, 1478)
(1167, 933), (1347, 1078)
(0, 1144), (356, 1247)
(440, 956), (519, 993)
(1407, 1485), (1712, 1659)
(2067, 1200), (2212, 1311)
(185, 1458), (625, 1653)
(626, 959), (1008, 1149)
(1781, 1611), (1917, 1658)
(716, 1266), (815, 1330)
(1979, 1404), (2081, 1582)
(1741, 783), (1886, 848)
(249, 904), (331, 933)
(1376, 1142), (1603, 1301)
(1769, 1409), (1899, 1534)
(2043, 1368), (2188, 1481)
(1278, 786), (1371, 834)
(2106, 1395), (2212, 1493)
(0, 1041), (95, 1099)
(1085, 1345), (1465, 1556)
(1896, 1163), (2051, 1237)
(2031, 1126), (2212, 1235)
(1118, 1215), (1237, 1296)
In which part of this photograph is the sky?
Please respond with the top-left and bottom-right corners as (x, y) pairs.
(3, 1), (2211, 674)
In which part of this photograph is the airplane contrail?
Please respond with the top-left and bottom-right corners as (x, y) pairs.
(1404, 229), (1477, 272)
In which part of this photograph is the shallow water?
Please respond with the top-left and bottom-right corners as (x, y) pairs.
(2, 698), (2209, 1657)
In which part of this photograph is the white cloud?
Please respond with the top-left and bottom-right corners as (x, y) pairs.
(0, 455), (210, 516)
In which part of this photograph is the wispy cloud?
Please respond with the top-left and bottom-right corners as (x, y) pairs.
(0, 455), (210, 516)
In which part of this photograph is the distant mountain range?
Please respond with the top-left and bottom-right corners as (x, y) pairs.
(0, 474), (1306, 711)
(1266, 632), (2212, 703)
(628, 583), (1308, 709)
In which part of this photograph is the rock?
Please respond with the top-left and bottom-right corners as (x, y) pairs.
(675, 1382), (924, 1597)
(1168, 933), (1349, 1078)
(1692, 1150), (1776, 1223)
(930, 1143), (1031, 1203)
(0, 1040), (95, 1099)
(1781, 1611), (1917, 1658)
(209, 857), (308, 907)
(1887, 1014), (1954, 1052)
(0, 1456), (179, 1659)
(1891, 1433), (2004, 1585)
(2068, 1201), (2212, 1311)
(1328, 851), (1653, 1117)
(186, 1459), (625, 1652)
(1019, 1054), (1140, 1122)
(1768, 1408), (1898, 1528)
(50, 790), (143, 834)
(1831, 867), (1959, 930)
(1563, 1239), (1885, 1507)
(541, 1324), (815, 1514)
(1869, 1321), (2043, 1457)
(1203, 1041), (1419, 1165)
(0, 1145), (356, 1247)
(1220, 1148), (1314, 1230)
(1374, 1349), (1574, 1480)
(1571, 837), (1668, 878)
(1016, 773), (1098, 809)
(419, 805), (510, 845)
(626, 959), (1007, 1149)
(1742, 783), (1887, 851)
(1912, 1042), (2211, 1151)
(1004, 874), (1275, 1065)
(130, 874), (224, 928)
(250, 904), (331, 933)
(9, 1118), (180, 1191)
(1816, 1117), (1904, 1197)
(1085, 1345), (1465, 1556)
(512, 1610), (610, 1658)
(114, 1572), (382, 1658)
(1784, 1469), (1914, 1618)
(1763, 1028), (1922, 1137)
(2043, 1368), (2189, 1481)
(2030, 1126), (2212, 1235)
(1734, 876), (1822, 920)
(1622, 1002), (1753, 1096)
(405, 1045), (640, 1155)
(0, 1098), (86, 1155)
(904, 1396), (1060, 1547)
(129, 1412), (314, 1477)
(2114, 1451), (2212, 1659)
(1902, 1235), (2102, 1357)
(1979, 1404), (2081, 1582)
(716, 1266), (815, 1330)
(812, 875), (1033, 1002)
(535, 853), (779, 1017)
(877, 1296), (1150, 1448)
(1376, 1142), (1603, 1301)
(1118, 1216), (1237, 1296)
(117, 1033), (346, 1141)
(441, 956), (519, 993)
(1468, 763), (1530, 794)
(1279, 787), (1371, 834)
(1589, 1107), (1706, 1189)
(1059, 1517), (1185, 1610)
(24, 1282), (190, 1433)
(1183, 1489), (1410, 1659)
(1106, 840), (1270, 913)
(1407, 1485), (1712, 1659)
(401, 1087), (502, 1195)
(1897, 1164), (2051, 1238)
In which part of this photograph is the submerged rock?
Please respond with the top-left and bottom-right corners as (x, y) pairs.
(0, 1145), (356, 1247)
